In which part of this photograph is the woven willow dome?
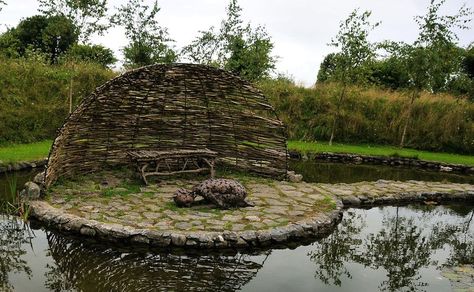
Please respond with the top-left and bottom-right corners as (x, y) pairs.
(45, 63), (287, 187)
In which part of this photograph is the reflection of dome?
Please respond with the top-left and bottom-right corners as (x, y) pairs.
(45, 232), (270, 291)
(45, 63), (287, 187)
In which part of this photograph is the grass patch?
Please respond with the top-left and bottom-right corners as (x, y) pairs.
(162, 201), (187, 215)
(101, 183), (141, 197)
(314, 195), (337, 211)
(288, 140), (474, 166)
(223, 221), (233, 230)
(0, 140), (52, 164)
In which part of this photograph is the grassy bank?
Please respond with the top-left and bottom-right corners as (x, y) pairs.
(288, 141), (474, 166)
(1, 140), (472, 167)
(0, 58), (472, 155)
(259, 80), (474, 155)
(0, 140), (52, 164)
(0, 57), (116, 144)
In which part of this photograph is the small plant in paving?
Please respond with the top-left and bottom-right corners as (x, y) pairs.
(224, 222), (233, 230)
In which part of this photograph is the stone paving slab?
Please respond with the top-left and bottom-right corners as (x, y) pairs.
(28, 175), (474, 249)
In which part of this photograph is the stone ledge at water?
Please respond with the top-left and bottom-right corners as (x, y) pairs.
(290, 150), (474, 174)
(0, 158), (48, 174)
(27, 178), (474, 249)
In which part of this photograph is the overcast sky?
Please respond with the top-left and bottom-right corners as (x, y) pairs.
(1, 0), (473, 86)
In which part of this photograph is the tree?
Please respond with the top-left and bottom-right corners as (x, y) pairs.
(386, 0), (473, 148)
(464, 45), (474, 78)
(368, 57), (410, 90)
(414, 0), (472, 93)
(65, 44), (116, 68)
(0, 0), (6, 12)
(316, 53), (340, 83)
(38, 0), (109, 43)
(325, 9), (379, 145)
(111, 0), (177, 68)
(182, 0), (276, 81)
(0, 15), (78, 63)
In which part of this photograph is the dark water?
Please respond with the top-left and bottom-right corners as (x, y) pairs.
(290, 160), (474, 184)
(1, 204), (473, 291)
(0, 169), (36, 208)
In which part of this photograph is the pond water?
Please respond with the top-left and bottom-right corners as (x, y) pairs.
(1, 166), (473, 291)
(1, 203), (473, 291)
(289, 160), (474, 184)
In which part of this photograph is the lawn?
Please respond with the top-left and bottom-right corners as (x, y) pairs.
(0, 140), (52, 164)
(288, 141), (474, 166)
(0, 140), (473, 167)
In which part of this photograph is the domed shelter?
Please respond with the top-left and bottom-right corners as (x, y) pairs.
(45, 63), (287, 187)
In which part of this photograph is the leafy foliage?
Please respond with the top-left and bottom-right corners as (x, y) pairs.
(111, 0), (177, 68)
(182, 0), (275, 81)
(0, 15), (78, 63)
(38, 0), (109, 43)
(316, 9), (379, 85)
(412, 0), (472, 93)
(320, 9), (379, 144)
(65, 44), (117, 68)
(464, 45), (474, 78)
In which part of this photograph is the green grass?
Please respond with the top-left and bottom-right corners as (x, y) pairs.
(0, 140), (52, 164)
(288, 141), (474, 166)
(1, 139), (472, 167)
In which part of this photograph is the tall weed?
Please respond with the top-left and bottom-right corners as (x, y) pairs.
(258, 80), (474, 154)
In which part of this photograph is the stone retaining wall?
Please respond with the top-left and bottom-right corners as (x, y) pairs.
(27, 180), (474, 250)
(28, 200), (343, 249)
(0, 158), (47, 174)
(289, 151), (474, 174)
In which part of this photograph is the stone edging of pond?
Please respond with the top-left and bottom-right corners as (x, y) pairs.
(0, 158), (47, 174)
(26, 180), (474, 249)
(289, 150), (474, 174)
(28, 200), (343, 249)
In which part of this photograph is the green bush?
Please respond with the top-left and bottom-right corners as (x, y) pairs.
(0, 57), (116, 144)
(258, 80), (474, 154)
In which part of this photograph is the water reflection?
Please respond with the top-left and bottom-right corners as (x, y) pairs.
(0, 216), (35, 291)
(44, 232), (270, 292)
(290, 160), (474, 184)
(309, 205), (474, 291)
(0, 204), (473, 291)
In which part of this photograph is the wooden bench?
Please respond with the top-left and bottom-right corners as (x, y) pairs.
(127, 149), (217, 185)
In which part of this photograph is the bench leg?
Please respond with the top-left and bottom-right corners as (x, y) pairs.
(140, 164), (149, 185)
(203, 158), (216, 178)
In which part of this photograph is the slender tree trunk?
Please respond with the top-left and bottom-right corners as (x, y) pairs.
(329, 82), (347, 145)
(68, 77), (73, 114)
(399, 91), (417, 148)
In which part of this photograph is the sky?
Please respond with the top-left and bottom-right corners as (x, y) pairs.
(1, 0), (473, 86)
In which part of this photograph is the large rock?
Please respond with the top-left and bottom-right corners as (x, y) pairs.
(33, 171), (46, 185)
(287, 171), (303, 183)
(20, 181), (41, 199)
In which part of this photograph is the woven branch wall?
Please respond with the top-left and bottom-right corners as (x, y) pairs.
(45, 63), (287, 187)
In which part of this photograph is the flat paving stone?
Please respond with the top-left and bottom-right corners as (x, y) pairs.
(36, 174), (474, 249)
